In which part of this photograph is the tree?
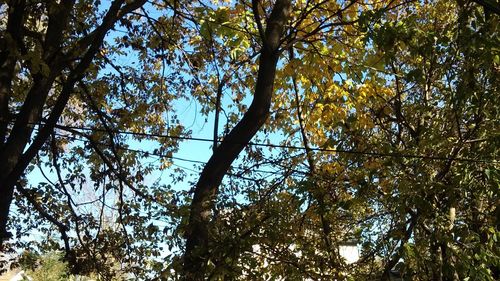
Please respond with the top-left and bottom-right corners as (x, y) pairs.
(176, 0), (499, 279)
(182, 0), (292, 278)
(1, 0), (498, 280)
(0, 0), (191, 278)
(179, 0), (386, 278)
(0, 0), (150, 244)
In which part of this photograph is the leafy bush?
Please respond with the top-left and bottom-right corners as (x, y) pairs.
(22, 252), (69, 281)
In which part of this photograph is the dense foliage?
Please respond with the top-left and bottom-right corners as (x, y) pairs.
(0, 0), (498, 280)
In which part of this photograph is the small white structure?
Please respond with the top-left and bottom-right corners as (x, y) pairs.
(338, 241), (360, 264)
(10, 270), (32, 281)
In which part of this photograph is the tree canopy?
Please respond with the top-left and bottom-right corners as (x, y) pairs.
(0, 0), (498, 280)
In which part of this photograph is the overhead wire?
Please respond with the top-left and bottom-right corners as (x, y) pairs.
(43, 122), (499, 164)
(48, 128), (291, 176)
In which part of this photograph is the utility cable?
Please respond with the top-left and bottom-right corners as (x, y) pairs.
(27, 121), (500, 164)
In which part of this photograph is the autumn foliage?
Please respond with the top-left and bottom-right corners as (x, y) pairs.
(0, 0), (498, 280)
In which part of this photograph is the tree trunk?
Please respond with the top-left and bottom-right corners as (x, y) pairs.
(0, 0), (27, 244)
(181, 0), (291, 279)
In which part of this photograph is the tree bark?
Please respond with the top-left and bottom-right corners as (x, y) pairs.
(0, 0), (26, 147)
(181, 0), (291, 279)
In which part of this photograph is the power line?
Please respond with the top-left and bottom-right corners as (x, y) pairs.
(36, 122), (499, 164)
(50, 130), (292, 176)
